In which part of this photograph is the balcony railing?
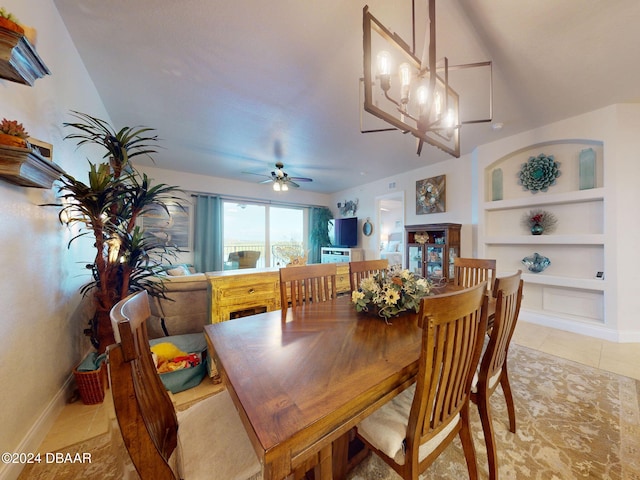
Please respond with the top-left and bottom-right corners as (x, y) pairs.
(224, 242), (304, 269)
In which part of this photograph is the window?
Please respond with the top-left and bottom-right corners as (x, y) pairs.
(223, 202), (306, 268)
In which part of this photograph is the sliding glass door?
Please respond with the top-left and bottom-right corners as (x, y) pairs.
(223, 201), (306, 268)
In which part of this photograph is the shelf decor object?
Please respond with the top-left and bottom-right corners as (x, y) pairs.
(491, 168), (503, 201)
(521, 209), (557, 235)
(522, 253), (551, 273)
(579, 147), (596, 190)
(0, 17), (50, 86)
(416, 175), (446, 214)
(0, 144), (64, 188)
(518, 153), (561, 193)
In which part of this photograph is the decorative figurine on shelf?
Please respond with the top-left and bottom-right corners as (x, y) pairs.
(522, 253), (551, 273)
(518, 153), (561, 193)
(521, 209), (557, 235)
(0, 118), (29, 148)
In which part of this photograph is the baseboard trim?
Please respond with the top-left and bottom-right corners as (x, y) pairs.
(520, 309), (640, 343)
(0, 373), (75, 480)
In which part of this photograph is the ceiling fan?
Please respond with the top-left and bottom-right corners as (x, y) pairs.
(243, 161), (313, 191)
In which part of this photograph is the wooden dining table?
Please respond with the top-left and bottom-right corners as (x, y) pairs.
(204, 295), (423, 480)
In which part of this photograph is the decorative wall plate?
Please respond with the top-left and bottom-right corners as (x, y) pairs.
(362, 218), (373, 236)
(518, 153), (560, 193)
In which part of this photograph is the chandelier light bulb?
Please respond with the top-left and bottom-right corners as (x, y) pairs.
(273, 182), (281, 192)
(445, 108), (455, 128)
(282, 183), (289, 192)
(399, 63), (411, 103)
(377, 50), (391, 76)
(417, 85), (429, 107)
(434, 91), (442, 117)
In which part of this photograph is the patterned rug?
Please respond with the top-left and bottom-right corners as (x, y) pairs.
(19, 345), (640, 480)
(348, 344), (640, 480)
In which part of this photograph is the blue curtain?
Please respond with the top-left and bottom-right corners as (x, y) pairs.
(193, 195), (223, 273)
(308, 206), (333, 264)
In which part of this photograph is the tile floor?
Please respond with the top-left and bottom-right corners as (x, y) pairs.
(36, 321), (640, 454)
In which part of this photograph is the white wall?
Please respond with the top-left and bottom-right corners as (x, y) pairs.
(0, 2), (112, 478)
(330, 154), (475, 261)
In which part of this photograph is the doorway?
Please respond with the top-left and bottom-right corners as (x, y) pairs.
(376, 192), (405, 267)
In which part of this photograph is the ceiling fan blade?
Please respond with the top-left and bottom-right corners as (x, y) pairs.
(289, 176), (313, 182)
(288, 180), (300, 188)
(259, 179), (273, 184)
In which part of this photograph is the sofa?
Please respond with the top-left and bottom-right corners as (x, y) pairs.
(147, 268), (210, 339)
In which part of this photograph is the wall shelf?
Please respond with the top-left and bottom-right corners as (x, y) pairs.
(484, 234), (604, 245)
(0, 144), (64, 188)
(484, 187), (604, 211)
(0, 25), (50, 85)
(521, 273), (605, 291)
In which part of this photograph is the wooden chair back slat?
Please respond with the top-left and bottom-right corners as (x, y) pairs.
(406, 282), (488, 476)
(349, 259), (389, 291)
(453, 257), (497, 293)
(108, 291), (179, 480)
(484, 271), (523, 380)
(279, 263), (338, 309)
(471, 270), (523, 480)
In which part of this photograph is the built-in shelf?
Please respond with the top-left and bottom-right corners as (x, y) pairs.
(521, 273), (605, 291)
(0, 144), (64, 188)
(485, 234), (604, 245)
(484, 188), (604, 211)
(0, 25), (50, 85)
(481, 140), (607, 327)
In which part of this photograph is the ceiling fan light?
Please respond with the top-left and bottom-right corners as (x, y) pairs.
(281, 183), (289, 191)
(273, 182), (281, 191)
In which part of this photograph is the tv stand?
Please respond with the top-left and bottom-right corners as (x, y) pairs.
(321, 247), (364, 264)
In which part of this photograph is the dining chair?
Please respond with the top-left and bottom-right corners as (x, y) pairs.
(470, 270), (523, 480)
(349, 258), (389, 291)
(108, 290), (262, 480)
(228, 250), (261, 269)
(453, 257), (497, 294)
(279, 262), (338, 309)
(356, 282), (489, 480)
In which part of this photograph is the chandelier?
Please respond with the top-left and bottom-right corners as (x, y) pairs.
(362, 1), (492, 157)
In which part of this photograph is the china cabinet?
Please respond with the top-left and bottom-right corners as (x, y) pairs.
(404, 223), (461, 282)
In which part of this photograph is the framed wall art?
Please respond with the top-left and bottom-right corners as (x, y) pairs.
(141, 203), (191, 249)
(416, 175), (446, 214)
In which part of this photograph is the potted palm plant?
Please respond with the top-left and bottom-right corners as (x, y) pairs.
(53, 111), (185, 354)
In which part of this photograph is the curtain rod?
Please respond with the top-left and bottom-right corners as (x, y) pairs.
(187, 190), (329, 210)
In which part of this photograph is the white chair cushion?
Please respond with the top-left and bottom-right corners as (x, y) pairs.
(471, 367), (503, 393)
(177, 389), (262, 480)
(357, 384), (460, 466)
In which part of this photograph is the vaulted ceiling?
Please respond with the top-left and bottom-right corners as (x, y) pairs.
(54, 0), (640, 193)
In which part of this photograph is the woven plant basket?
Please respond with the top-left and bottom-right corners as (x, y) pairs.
(73, 363), (106, 405)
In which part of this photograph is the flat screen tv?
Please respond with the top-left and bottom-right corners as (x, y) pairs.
(330, 217), (358, 247)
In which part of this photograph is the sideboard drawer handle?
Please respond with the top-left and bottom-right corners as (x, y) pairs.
(248, 288), (255, 294)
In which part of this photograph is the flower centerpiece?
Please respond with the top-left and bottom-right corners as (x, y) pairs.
(351, 266), (433, 323)
(521, 209), (557, 235)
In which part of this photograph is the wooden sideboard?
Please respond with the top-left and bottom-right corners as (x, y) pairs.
(207, 263), (351, 324)
(208, 267), (281, 323)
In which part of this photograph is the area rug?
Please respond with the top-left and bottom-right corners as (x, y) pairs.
(347, 344), (640, 480)
(18, 345), (640, 480)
